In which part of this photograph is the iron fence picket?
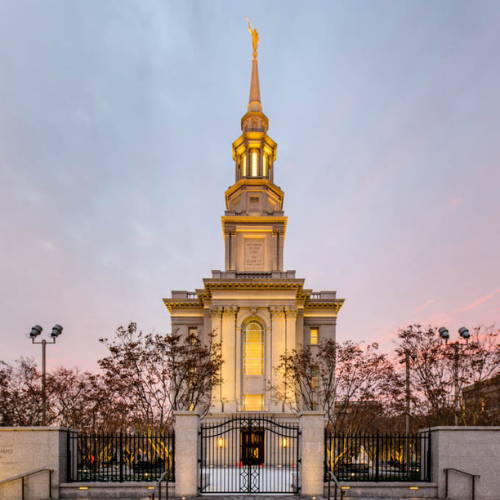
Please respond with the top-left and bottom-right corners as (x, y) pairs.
(67, 431), (175, 483)
(324, 432), (430, 483)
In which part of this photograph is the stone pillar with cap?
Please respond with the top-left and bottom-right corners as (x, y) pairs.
(300, 411), (325, 496)
(174, 411), (200, 497)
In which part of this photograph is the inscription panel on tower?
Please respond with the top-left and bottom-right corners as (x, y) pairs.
(244, 238), (265, 271)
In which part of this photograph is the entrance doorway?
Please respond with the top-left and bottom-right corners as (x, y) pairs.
(241, 429), (264, 466)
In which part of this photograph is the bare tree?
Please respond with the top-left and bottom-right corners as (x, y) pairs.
(98, 323), (223, 429)
(271, 339), (398, 432)
(395, 324), (499, 427)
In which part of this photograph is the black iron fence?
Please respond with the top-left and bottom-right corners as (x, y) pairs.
(67, 431), (175, 482)
(324, 432), (431, 482)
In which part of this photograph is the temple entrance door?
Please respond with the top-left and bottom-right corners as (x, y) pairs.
(241, 428), (264, 466)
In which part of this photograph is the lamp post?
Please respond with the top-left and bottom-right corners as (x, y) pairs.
(398, 350), (415, 434)
(438, 326), (470, 425)
(29, 324), (63, 426)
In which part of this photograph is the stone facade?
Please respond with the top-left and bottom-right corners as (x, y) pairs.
(163, 42), (343, 415)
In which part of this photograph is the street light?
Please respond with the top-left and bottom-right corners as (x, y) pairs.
(29, 324), (64, 426)
(438, 326), (469, 425)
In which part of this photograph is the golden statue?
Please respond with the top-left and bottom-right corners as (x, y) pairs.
(246, 18), (259, 60)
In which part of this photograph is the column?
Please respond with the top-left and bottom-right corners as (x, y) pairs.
(210, 307), (223, 412)
(300, 411), (326, 496)
(173, 411), (200, 497)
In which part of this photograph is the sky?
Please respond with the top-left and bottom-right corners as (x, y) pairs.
(0, 0), (499, 372)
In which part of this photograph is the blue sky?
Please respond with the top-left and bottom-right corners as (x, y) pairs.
(0, 0), (499, 370)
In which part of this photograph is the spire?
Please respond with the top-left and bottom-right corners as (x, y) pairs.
(246, 19), (262, 112)
(242, 20), (267, 133)
(248, 58), (262, 112)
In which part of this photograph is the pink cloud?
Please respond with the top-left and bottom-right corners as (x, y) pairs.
(415, 299), (435, 313)
(459, 289), (500, 312)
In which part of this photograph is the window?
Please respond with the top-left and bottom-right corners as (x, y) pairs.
(262, 153), (268, 177)
(310, 327), (319, 345)
(311, 365), (319, 390)
(243, 394), (264, 411)
(244, 321), (264, 375)
(242, 154), (247, 177)
(251, 150), (259, 177)
(188, 327), (198, 344)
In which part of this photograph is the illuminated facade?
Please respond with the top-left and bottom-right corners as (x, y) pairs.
(163, 30), (344, 414)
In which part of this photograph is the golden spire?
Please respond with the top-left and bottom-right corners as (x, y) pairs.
(246, 18), (262, 113)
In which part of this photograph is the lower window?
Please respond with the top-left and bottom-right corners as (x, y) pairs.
(243, 394), (264, 411)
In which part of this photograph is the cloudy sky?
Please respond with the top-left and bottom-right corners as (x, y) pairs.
(1, 0), (499, 371)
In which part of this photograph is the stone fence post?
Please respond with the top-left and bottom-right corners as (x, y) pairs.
(299, 411), (325, 496)
(174, 411), (200, 497)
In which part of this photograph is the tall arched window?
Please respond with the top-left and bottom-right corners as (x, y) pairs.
(243, 321), (264, 376)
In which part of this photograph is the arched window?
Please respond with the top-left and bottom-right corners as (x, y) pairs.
(243, 321), (264, 375)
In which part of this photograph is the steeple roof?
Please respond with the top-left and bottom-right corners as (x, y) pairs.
(248, 58), (262, 113)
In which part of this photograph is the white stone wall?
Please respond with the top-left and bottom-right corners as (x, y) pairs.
(425, 426), (500, 500)
(0, 427), (69, 500)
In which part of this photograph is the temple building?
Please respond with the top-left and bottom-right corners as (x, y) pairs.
(163, 27), (344, 414)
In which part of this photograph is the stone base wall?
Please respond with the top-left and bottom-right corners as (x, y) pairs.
(0, 427), (70, 500)
(424, 426), (500, 500)
(59, 482), (175, 499)
(323, 481), (438, 498)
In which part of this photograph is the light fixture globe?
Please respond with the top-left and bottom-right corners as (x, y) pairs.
(458, 326), (470, 340)
(30, 325), (43, 338)
(51, 324), (63, 338)
(438, 327), (450, 341)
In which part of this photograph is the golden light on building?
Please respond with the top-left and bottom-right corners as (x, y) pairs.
(281, 438), (288, 448)
(218, 437), (225, 448)
(162, 17), (344, 417)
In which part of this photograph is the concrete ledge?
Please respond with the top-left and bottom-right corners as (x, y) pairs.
(323, 482), (438, 499)
(60, 482), (175, 499)
(0, 427), (76, 432)
(422, 426), (500, 432)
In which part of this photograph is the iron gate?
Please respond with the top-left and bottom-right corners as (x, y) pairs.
(199, 414), (301, 494)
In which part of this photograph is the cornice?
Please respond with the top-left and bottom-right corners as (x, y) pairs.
(203, 279), (304, 289)
(224, 178), (284, 201)
(221, 215), (288, 225)
(304, 300), (344, 313)
(163, 298), (203, 313)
